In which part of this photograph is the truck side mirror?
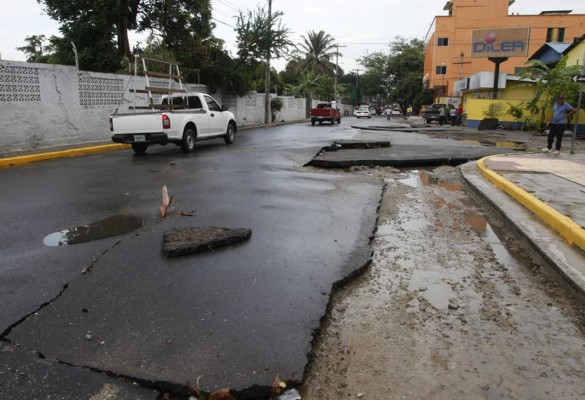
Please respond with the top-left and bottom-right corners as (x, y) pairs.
(221, 105), (228, 111)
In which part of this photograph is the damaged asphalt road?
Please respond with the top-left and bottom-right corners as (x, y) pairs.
(0, 118), (533, 398)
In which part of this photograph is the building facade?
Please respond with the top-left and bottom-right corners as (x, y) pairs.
(424, 0), (585, 99)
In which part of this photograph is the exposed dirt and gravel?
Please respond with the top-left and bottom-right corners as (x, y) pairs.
(301, 165), (585, 400)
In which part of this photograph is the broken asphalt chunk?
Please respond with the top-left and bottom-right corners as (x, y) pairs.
(162, 227), (252, 258)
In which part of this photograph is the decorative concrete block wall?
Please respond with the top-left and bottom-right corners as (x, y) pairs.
(0, 60), (310, 155)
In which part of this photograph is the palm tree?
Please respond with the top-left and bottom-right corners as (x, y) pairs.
(285, 71), (326, 98)
(292, 30), (339, 76)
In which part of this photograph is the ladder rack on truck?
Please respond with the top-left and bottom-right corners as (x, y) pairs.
(129, 54), (186, 110)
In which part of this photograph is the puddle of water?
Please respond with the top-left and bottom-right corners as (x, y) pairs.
(397, 170), (421, 188)
(462, 139), (526, 150)
(464, 213), (488, 235)
(43, 215), (144, 246)
(397, 171), (462, 192)
(495, 141), (525, 149)
(407, 268), (471, 311)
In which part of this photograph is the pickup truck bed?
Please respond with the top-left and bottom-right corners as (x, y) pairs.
(422, 103), (446, 124)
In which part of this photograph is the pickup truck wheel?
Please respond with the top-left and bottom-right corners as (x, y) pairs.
(181, 128), (196, 153)
(131, 143), (148, 155)
(311, 119), (315, 126)
(224, 122), (236, 144)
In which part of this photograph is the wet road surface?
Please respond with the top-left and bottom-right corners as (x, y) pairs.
(2, 117), (584, 398)
(1, 120), (381, 395)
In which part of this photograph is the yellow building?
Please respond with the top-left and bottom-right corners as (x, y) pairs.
(460, 36), (585, 132)
(424, 0), (585, 99)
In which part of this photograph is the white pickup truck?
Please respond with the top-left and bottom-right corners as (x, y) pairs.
(110, 92), (237, 154)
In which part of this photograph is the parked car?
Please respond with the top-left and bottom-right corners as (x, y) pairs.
(309, 103), (341, 125)
(392, 108), (402, 116)
(369, 108), (377, 116)
(421, 103), (447, 124)
(355, 108), (371, 118)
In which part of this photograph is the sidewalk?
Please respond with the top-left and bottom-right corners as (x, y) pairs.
(460, 151), (585, 296)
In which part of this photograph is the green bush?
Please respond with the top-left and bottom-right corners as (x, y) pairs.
(271, 97), (284, 112)
(271, 97), (284, 122)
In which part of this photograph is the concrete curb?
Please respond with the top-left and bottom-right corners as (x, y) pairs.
(476, 155), (585, 252)
(0, 144), (130, 168)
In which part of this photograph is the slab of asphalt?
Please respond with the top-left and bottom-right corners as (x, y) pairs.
(307, 140), (522, 168)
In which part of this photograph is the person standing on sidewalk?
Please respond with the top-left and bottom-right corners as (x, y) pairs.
(456, 104), (463, 126)
(543, 95), (576, 155)
(450, 106), (457, 126)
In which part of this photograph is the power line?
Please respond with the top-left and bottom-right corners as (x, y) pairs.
(212, 17), (235, 29)
(340, 42), (392, 45)
(214, 0), (241, 14)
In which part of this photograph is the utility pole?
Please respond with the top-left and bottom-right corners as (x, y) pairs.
(452, 51), (471, 80)
(334, 44), (347, 102)
(355, 68), (362, 104)
(264, 0), (272, 124)
(571, 53), (585, 154)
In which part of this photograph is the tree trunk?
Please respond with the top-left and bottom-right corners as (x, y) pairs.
(117, 0), (131, 59)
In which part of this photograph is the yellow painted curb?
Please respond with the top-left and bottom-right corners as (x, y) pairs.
(0, 144), (130, 168)
(477, 156), (585, 253)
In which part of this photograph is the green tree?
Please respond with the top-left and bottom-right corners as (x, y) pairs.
(36, 0), (217, 73)
(386, 37), (426, 112)
(40, 0), (134, 63)
(16, 35), (51, 63)
(290, 30), (338, 76)
(358, 51), (389, 106)
(520, 56), (582, 125)
(235, 4), (292, 67)
(285, 71), (326, 98)
(353, 37), (426, 111)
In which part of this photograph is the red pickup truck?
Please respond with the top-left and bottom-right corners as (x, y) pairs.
(310, 103), (341, 125)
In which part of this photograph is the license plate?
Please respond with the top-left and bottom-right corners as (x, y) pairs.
(134, 135), (146, 142)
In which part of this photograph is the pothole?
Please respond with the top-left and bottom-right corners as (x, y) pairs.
(43, 215), (145, 246)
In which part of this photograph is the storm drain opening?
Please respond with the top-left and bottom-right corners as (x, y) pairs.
(43, 215), (145, 246)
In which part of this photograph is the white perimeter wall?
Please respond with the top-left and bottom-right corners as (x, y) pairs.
(0, 60), (311, 154)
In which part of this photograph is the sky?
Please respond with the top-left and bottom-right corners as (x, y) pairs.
(1, 0), (585, 73)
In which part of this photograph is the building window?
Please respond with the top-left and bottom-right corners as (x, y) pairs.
(438, 37), (449, 46)
(546, 28), (554, 42)
(547, 27), (566, 42)
(436, 65), (447, 75)
(514, 67), (527, 75)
